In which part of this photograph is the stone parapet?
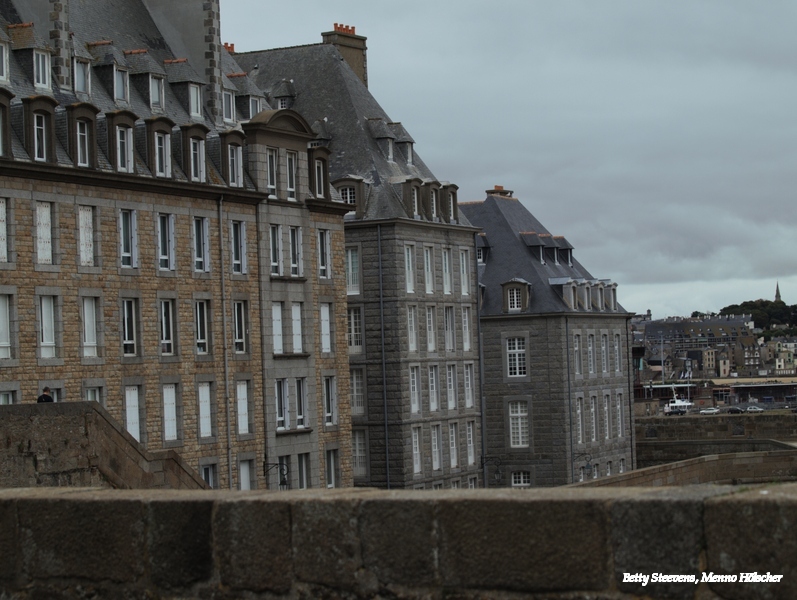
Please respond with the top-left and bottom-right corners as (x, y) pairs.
(0, 486), (794, 598)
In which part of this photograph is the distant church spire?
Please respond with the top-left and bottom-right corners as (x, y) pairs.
(776, 281), (782, 302)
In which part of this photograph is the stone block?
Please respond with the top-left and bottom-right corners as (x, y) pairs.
(214, 495), (293, 593)
(0, 497), (18, 582)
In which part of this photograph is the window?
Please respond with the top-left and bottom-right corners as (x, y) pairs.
(507, 337), (526, 377)
(347, 307), (362, 353)
(237, 381), (250, 434)
(407, 306), (418, 352)
(603, 395), (611, 440)
(576, 398), (584, 444)
(620, 458), (625, 474)
(444, 306), (455, 352)
(442, 249), (452, 294)
(353, 430), (367, 477)
(601, 334), (608, 373)
(432, 425), (442, 470)
(36, 202), (53, 265)
(157, 214), (175, 271)
(39, 295), (56, 358)
(159, 299), (176, 355)
(82, 297), (98, 358)
(0, 294), (11, 358)
(198, 382), (212, 438)
(275, 379), (288, 430)
(320, 303), (331, 352)
(593, 464), (599, 480)
(125, 386), (140, 442)
(163, 384), (178, 441)
(424, 247), (434, 294)
(464, 363), (474, 408)
(117, 126), (134, 172)
(190, 138), (206, 182)
(295, 378), (307, 428)
(412, 187), (419, 216)
(323, 376), (337, 425)
(448, 192), (456, 222)
(614, 334), (622, 372)
(150, 76), (164, 109)
(233, 301), (247, 353)
(468, 476), (478, 489)
(0, 199), (8, 263)
(314, 159), (325, 198)
(512, 472), (531, 488)
(74, 59), (89, 93)
(459, 250), (470, 295)
(201, 463), (218, 489)
(287, 151), (297, 199)
(574, 334), (582, 374)
(266, 148), (277, 196)
(249, 97), (261, 118)
(34, 113), (47, 161)
(223, 91), (235, 121)
(0, 44), (6, 82)
(297, 453), (310, 489)
(269, 224), (282, 275)
(345, 248), (359, 293)
(318, 229), (330, 278)
(194, 300), (210, 354)
(34, 51), (50, 89)
(590, 396), (597, 441)
(77, 121), (90, 167)
(0, 390), (14, 405)
(412, 427), (422, 474)
(387, 138), (394, 162)
(426, 307), (437, 352)
(350, 368), (365, 415)
(405, 245), (415, 293)
(239, 459), (254, 491)
(122, 299), (138, 356)
(430, 189), (438, 218)
(114, 67), (128, 101)
(289, 227), (302, 276)
(278, 97), (289, 110)
(588, 335), (595, 374)
(617, 394), (624, 438)
(272, 302), (283, 354)
(326, 449), (339, 488)
(462, 307), (471, 352)
(509, 401), (529, 448)
(231, 221), (247, 274)
(291, 302), (303, 353)
(410, 366), (420, 413)
(607, 461), (612, 476)
(429, 365), (439, 411)
(449, 422), (459, 468)
(193, 217), (209, 272)
(189, 84), (201, 117)
(476, 247), (484, 263)
(228, 145), (243, 187)
(446, 364), (457, 410)
(340, 186), (355, 205)
(508, 288), (521, 312)
(466, 421), (476, 465)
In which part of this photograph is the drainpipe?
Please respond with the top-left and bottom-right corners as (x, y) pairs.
(378, 225), (390, 489)
(474, 235), (488, 487)
(218, 196), (233, 489)
(566, 316), (575, 483)
(626, 321), (635, 470)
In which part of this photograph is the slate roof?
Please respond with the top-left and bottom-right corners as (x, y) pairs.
(459, 194), (626, 316)
(234, 43), (472, 225)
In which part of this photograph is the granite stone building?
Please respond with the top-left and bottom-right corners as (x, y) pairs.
(235, 26), (484, 489)
(0, 0), (351, 490)
(460, 187), (633, 486)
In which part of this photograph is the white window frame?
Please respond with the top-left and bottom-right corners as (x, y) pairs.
(449, 422), (459, 468)
(410, 366), (420, 413)
(459, 250), (470, 295)
(346, 247), (359, 294)
(297, 453), (309, 489)
(228, 144), (243, 187)
(315, 159), (325, 198)
(275, 378), (289, 430)
(0, 198), (6, 263)
(122, 298), (137, 356)
(296, 378), (307, 428)
(412, 187), (419, 216)
(159, 299), (175, 355)
(163, 384), (178, 441)
(237, 380), (250, 434)
(601, 334), (609, 373)
(82, 296), (98, 357)
(318, 229), (331, 278)
(34, 50), (51, 89)
(0, 294), (11, 359)
(603, 394), (611, 440)
(512, 471), (531, 488)
(233, 301), (247, 353)
(617, 394), (624, 438)
(223, 91), (235, 122)
(287, 151), (297, 200)
(231, 220), (247, 274)
(272, 302), (283, 354)
(0, 44), (8, 82)
(190, 138), (206, 182)
(157, 213), (176, 271)
(424, 247), (434, 294)
(117, 126), (134, 173)
(574, 334), (582, 374)
(462, 307), (471, 352)
(426, 307), (437, 352)
(340, 186), (356, 205)
(350, 368), (365, 415)
(125, 386), (140, 442)
(466, 421), (476, 465)
(432, 424), (442, 470)
(289, 226), (303, 277)
(444, 306), (455, 352)
(405, 245), (415, 293)
(324, 376), (337, 425)
(588, 334), (595, 374)
(590, 396), (597, 442)
(34, 113), (47, 162)
(508, 287), (522, 312)
(189, 84), (202, 117)
(353, 430), (367, 477)
(320, 303), (331, 352)
(464, 363), (474, 408)
(198, 382), (212, 438)
(73, 59), (89, 93)
(193, 217), (210, 272)
(39, 295), (56, 358)
(442, 249), (452, 294)
(507, 337), (526, 377)
(430, 189), (437, 218)
(509, 401), (529, 448)
(249, 97), (261, 119)
(36, 201), (53, 265)
(446, 364), (457, 410)
(576, 398), (583, 444)
(614, 333), (622, 372)
(270, 224), (282, 275)
(114, 67), (128, 101)
(407, 306), (418, 352)
(291, 302), (303, 353)
(77, 120), (90, 167)
(150, 75), (164, 110)
(347, 307), (362, 353)
(266, 148), (278, 197)
(412, 426), (422, 474)
(429, 365), (439, 411)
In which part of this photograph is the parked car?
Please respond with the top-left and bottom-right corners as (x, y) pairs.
(699, 407), (720, 415)
(746, 405), (765, 413)
(727, 406), (745, 414)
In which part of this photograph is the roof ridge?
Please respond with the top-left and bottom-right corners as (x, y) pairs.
(231, 42), (325, 56)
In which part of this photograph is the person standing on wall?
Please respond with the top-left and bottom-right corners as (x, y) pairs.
(37, 387), (53, 403)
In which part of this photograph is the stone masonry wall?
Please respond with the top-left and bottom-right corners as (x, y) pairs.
(1, 485), (796, 599)
(637, 413), (797, 442)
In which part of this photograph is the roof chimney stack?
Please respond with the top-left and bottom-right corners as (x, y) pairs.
(487, 185), (514, 197)
(322, 24), (368, 88)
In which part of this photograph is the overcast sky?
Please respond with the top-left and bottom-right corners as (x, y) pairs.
(219, 0), (797, 319)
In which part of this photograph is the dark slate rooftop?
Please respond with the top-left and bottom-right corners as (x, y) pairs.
(459, 193), (626, 317)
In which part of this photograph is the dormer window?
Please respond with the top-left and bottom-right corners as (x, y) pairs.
(76, 121), (90, 167)
(191, 138), (206, 182)
(314, 159), (325, 198)
(570, 285), (578, 310)
(448, 192), (456, 223)
(502, 282), (529, 313)
(0, 44), (8, 81)
(116, 126), (134, 172)
(34, 51), (50, 89)
(155, 132), (171, 177)
(286, 151), (297, 199)
(277, 97), (289, 109)
(266, 147), (277, 197)
(553, 247), (559, 265)
(228, 144), (243, 187)
(387, 138), (394, 162)
(430, 189), (438, 219)
(74, 60), (90, 94)
(538, 247), (545, 265)
(34, 114), (47, 161)
(115, 67), (129, 102)
(406, 143), (413, 166)
(508, 288), (522, 312)
(150, 76), (164, 110)
(340, 186), (356, 205)
(189, 84), (202, 117)
(249, 97), (261, 118)
(476, 247), (485, 263)
(223, 91), (235, 121)
(412, 187), (419, 216)
(596, 287), (605, 311)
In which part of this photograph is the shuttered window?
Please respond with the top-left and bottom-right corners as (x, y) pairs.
(320, 303), (331, 352)
(36, 202), (52, 265)
(198, 382), (212, 438)
(125, 386), (140, 442)
(78, 206), (93, 266)
(292, 302), (302, 353)
(237, 381), (249, 434)
(163, 384), (177, 441)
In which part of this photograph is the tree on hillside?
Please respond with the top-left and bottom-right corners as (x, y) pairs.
(719, 299), (796, 329)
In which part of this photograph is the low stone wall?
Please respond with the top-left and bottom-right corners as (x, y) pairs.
(636, 413), (797, 442)
(577, 449), (797, 487)
(0, 403), (206, 490)
(0, 486), (794, 599)
(637, 439), (796, 468)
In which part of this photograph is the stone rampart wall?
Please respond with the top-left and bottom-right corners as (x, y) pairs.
(637, 439), (796, 468)
(0, 403), (206, 490)
(0, 486), (794, 599)
(636, 413), (797, 441)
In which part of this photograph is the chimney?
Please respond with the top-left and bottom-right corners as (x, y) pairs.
(321, 23), (368, 88)
(19, 0), (72, 89)
(487, 185), (514, 197)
